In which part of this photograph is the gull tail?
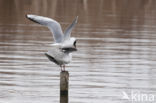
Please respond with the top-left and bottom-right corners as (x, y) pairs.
(45, 53), (59, 65)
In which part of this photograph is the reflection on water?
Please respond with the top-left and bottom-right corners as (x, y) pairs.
(0, 0), (156, 103)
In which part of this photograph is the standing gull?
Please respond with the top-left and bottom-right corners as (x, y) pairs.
(26, 14), (78, 71)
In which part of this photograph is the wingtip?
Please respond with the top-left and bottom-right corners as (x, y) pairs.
(25, 14), (32, 19)
(25, 14), (33, 19)
(25, 14), (28, 19)
(25, 14), (39, 24)
(75, 16), (79, 23)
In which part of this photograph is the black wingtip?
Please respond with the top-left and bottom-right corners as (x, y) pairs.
(25, 14), (41, 24)
(25, 14), (29, 19)
(44, 52), (46, 55)
(25, 14), (28, 19)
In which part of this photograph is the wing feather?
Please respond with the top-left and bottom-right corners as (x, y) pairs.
(64, 16), (78, 41)
(26, 14), (64, 43)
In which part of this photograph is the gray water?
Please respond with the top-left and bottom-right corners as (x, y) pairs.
(0, 0), (156, 103)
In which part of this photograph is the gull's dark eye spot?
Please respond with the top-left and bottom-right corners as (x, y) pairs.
(74, 41), (77, 47)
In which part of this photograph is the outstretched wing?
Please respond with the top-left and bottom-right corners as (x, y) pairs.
(26, 14), (64, 43)
(64, 16), (78, 41)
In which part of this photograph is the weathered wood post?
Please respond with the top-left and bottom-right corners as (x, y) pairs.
(60, 71), (69, 103)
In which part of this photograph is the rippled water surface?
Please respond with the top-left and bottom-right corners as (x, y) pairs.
(0, 0), (156, 103)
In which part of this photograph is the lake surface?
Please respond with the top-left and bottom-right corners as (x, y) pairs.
(0, 0), (156, 103)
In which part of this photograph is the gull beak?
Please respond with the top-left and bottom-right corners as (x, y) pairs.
(72, 47), (77, 51)
(72, 45), (77, 51)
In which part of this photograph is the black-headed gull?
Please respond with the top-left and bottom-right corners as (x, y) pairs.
(26, 14), (78, 71)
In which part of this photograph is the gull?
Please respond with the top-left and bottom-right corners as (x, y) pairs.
(26, 14), (78, 71)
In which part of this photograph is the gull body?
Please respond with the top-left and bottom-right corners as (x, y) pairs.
(45, 45), (72, 71)
(26, 14), (78, 71)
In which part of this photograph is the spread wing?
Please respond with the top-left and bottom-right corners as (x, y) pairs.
(63, 16), (78, 41)
(26, 14), (64, 43)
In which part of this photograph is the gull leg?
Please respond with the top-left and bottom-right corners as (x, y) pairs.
(63, 65), (66, 71)
(60, 65), (63, 71)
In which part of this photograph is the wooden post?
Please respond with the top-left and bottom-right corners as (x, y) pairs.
(60, 71), (69, 103)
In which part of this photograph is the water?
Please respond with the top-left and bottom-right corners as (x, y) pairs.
(0, 0), (156, 103)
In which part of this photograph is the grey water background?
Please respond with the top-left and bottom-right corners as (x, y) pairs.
(0, 0), (156, 103)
